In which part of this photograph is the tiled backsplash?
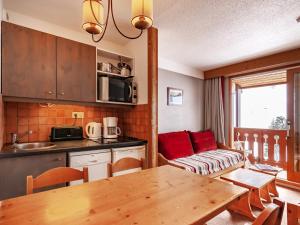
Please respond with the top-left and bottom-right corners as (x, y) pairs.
(3, 102), (150, 145)
(123, 104), (149, 140)
(4, 102), (125, 144)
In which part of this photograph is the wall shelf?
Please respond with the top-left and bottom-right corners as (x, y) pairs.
(96, 48), (136, 105)
(96, 100), (136, 106)
(97, 48), (135, 77)
(97, 71), (134, 79)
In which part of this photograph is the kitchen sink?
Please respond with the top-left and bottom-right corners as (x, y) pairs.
(14, 142), (56, 151)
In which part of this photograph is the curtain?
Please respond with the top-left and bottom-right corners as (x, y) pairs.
(204, 77), (225, 144)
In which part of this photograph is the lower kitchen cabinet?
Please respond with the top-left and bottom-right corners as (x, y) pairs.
(112, 145), (146, 176)
(0, 145), (146, 200)
(0, 153), (66, 200)
(68, 149), (111, 186)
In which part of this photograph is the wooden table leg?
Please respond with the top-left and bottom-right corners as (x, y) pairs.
(287, 203), (299, 225)
(228, 192), (256, 221)
(268, 180), (279, 197)
(260, 185), (272, 203)
(250, 188), (265, 210)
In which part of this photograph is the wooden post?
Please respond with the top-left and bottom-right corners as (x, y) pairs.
(147, 27), (158, 168)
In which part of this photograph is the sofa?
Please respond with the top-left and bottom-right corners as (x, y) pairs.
(158, 130), (245, 178)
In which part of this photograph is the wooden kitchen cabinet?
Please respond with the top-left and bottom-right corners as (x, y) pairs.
(1, 22), (97, 103)
(2, 21), (57, 99)
(0, 153), (66, 200)
(57, 37), (96, 102)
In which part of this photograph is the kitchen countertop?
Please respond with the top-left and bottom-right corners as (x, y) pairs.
(0, 137), (147, 159)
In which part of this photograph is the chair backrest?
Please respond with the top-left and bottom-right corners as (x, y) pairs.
(107, 157), (144, 177)
(253, 198), (285, 225)
(26, 167), (89, 194)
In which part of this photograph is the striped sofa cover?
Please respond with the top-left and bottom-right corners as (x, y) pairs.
(169, 149), (244, 176)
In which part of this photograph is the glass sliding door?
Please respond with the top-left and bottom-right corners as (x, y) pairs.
(287, 68), (300, 182)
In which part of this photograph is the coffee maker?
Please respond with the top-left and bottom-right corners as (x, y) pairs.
(103, 117), (121, 139)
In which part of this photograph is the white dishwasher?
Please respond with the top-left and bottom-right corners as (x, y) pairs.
(112, 145), (146, 176)
(69, 149), (111, 186)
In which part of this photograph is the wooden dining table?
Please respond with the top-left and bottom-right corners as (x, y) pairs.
(0, 165), (248, 225)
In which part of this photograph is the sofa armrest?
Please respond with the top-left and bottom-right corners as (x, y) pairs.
(158, 153), (169, 166)
(158, 153), (186, 170)
(217, 143), (246, 160)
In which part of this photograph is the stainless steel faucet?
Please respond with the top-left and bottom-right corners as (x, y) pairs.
(11, 130), (33, 144)
(11, 133), (18, 145)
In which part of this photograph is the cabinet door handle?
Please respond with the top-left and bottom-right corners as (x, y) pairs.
(59, 91), (65, 96)
(47, 91), (55, 95)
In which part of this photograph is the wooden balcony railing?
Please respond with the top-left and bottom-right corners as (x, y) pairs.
(233, 127), (287, 169)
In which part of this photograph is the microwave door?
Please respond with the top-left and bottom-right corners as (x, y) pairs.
(124, 81), (132, 102)
(109, 78), (126, 102)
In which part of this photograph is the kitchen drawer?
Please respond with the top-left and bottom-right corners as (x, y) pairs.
(69, 149), (110, 157)
(112, 145), (145, 152)
(111, 145), (146, 177)
(112, 146), (145, 163)
(69, 150), (111, 186)
(69, 151), (111, 168)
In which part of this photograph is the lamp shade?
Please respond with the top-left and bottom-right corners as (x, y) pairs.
(82, 0), (104, 34)
(131, 0), (153, 30)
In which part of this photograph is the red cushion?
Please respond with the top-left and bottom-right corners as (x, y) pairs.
(158, 131), (194, 160)
(189, 130), (217, 153)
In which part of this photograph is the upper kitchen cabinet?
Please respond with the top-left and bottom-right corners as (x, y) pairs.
(2, 22), (57, 100)
(57, 37), (96, 102)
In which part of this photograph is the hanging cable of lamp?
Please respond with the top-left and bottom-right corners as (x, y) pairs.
(82, 0), (153, 43)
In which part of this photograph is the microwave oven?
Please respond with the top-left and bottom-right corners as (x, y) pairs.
(98, 76), (137, 104)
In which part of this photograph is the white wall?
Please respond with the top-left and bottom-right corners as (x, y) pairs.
(159, 57), (204, 79)
(2, 9), (148, 104)
(158, 69), (204, 133)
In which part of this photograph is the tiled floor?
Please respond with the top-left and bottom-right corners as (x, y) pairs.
(207, 186), (300, 225)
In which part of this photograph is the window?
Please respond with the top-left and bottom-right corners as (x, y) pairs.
(239, 84), (287, 129)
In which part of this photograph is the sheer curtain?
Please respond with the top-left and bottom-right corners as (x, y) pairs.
(204, 77), (225, 144)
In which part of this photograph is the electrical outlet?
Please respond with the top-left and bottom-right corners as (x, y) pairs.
(72, 112), (84, 119)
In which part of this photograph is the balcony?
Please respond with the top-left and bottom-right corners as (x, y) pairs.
(233, 127), (287, 170)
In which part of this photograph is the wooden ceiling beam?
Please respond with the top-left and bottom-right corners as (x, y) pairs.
(204, 48), (300, 79)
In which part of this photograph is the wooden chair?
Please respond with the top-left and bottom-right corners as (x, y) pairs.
(26, 167), (89, 194)
(107, 157), (144, 177)
(252, 198), (285, 225)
